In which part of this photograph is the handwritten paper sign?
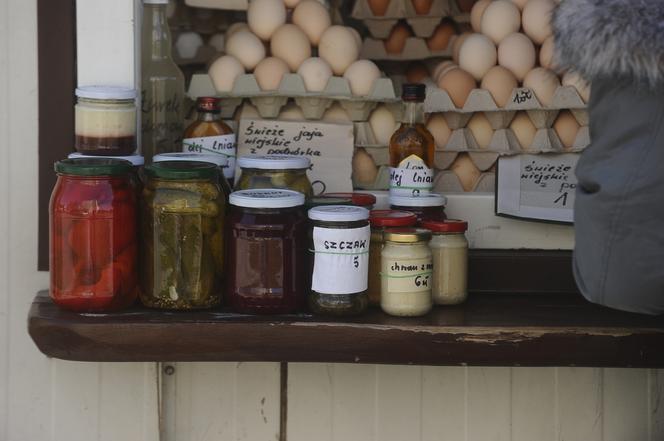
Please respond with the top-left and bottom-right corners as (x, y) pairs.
(496, 153), (579, 223)
(237, 118), (354, 194)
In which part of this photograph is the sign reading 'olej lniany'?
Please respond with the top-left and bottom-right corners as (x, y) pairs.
(237, 118), (354, 194)
(496, 153), (579, 223)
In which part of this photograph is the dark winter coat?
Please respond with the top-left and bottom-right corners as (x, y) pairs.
(553, 0), (664, 314)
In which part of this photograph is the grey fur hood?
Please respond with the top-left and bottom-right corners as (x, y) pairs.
(553, 0), (664, 88)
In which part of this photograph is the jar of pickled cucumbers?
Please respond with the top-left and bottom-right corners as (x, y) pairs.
(140, 161), (225, 309)
(236, 155), (313, 197)
(153, 152), (231, 201)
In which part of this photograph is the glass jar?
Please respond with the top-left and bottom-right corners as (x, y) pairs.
(320, 192), (377, 210)
(50, 158), (138, 312)
(421, 220), (469, 305)
(75, 86), (137, 156)
(305, 196), (352, 210)
(153, 152), (231, 201)
(308, 206), (371, 316)
(226, 189), (307, 314)
(237, 155), (313, 197)
(140, 161), (225, 309)
(368, 210), (417, 305)
(389, 193), (447, 224)
(68, 152), (144, 191)
(381, 228), (433, 317)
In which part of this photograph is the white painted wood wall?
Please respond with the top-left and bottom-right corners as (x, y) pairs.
(0, 0), (662, 439)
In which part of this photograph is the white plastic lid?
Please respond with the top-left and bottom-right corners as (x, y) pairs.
(75, 85), (137, 100)
(153, 152), (228, 167)
(230, 189), (305, 208)
(68, 152), (144, 166)
(389, 193), (448, 207)
(308, 205), (370, 222)
(362, 190), (390, 210)
(144, 0), (169, 4)
(237, 155), (310, 170)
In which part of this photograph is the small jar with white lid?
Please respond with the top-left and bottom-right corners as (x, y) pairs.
(75, 86), (137, 156)
(389, 193), (447, 224)
(237, 155), (313, 197)
(153, 152), (231, 200)
(381, 228), (433, 317)
(421, 220), (469, 305)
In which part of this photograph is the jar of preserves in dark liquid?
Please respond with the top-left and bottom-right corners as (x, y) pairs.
(308, 206), (371, 316)
(226, 189), (307, 314)
(140, 161), (225, 310)
(50, 158), (138, 312)
(389, 193), (447, 224)
(237, 155), (314, 197)
(320, 192), (377, 210)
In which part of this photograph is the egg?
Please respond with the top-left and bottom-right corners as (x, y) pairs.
(433, 60), (457, 81)
(284, 0), (302, 8)
(470, 0), (491, 32)
(406, 62), (430, 82)
(426, 114), (452, 148)
(481, 65), (518, 107)
(426, 21), (457, 52)
(225, 31), (266, 70)
(247, 0), (287, 41)
(458, 33), (497, 81)
(344, 60), (381, 96)
(412, 0), (433, 14)
(481, 0), (521, 44)
(497, 32), (536, 81)
(509, 111), (536, 149)
(270, 24), (311, 71)
(456, 0), (477, 13)
(562, 71), (591, 103)
(254, 57), (290, 91)
(348, 27), (363, 51)
(450, 153), (481, 191)
(208, 33), (226, 52)
(226, 23), (250, 39)
(523, 67), (560, 106)
(368, 0), (390, 16)
(208, 55), (245, 92)
(175, 32), (204, 59)
(522, 0), (554, 44)
(322, 103), (351, 122)
(510, 0), (528, 9)
(452, 32), (471, 63)
(297, 57), (333, 92)
(553, 110), (580, 150)
(539, 35), (555, 70)
(278, 102), (306, 120)
(384, 22), (413, 54)
(319, 26), (360, 75)
(234, 103), (261, 124)
(437, 68), (476, 108)
(369, 105), (398, 145)
(292, 0), (331, 46)
(353, 148), (379, 185)
(467, 113), (493, 149)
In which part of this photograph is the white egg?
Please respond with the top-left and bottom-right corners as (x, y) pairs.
(278, 102), (306, 120)
(523, 67), (560, 106)
(369, 105), (397, 145)
(319, 26), (360, 75)
(322, 103), (351, 122)
(292, 0), (331, 46)
(480, 0), (521, 44)
(522, 0), (554, 44)
(270, 24), (311, 71)
(539, 35), (555, 70)
(225, 31), (266, 70)
(254, 57), (290, 91)
(498, 32), (536, 81)
(247, 0), (287, 41)
(226, 23), (250, 39)
(562, 71), (591, 103)
(297, 57), (333, 92)
(343, 60), (381, 96)
(175, 32), (204, 59)
(208, 55), (245, 92)
(459, 33), (497, 81)
(470, 0), (492, 33)
(208, 33), (225, 52)
(426, 114), (451, 149)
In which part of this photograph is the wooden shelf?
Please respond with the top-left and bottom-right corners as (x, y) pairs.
(28, 291), (664, 367)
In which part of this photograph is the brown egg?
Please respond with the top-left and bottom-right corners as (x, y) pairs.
(433, 60), (457, 81)
(470, 0), (491, 32)
(523, 67), (560, 107)
(427, 21), (457, 52)
(467, 113), (494, 149)
(509, 111), (536, 149)
(553, 110), (580, 150)
(426, 114), (452, 148)
(353, 148), (379, 184)
(456, 0), (477, 13)
(368, 0), (390, 16)
(437, 68), (477, 108)
(452, 32), (472, 64)
(481, 65), (518, 107)
(450, 153), (481, 191)
(384, 22), (413, 54)
(412, 0), (433, 14)
(406, 62), (430, 83)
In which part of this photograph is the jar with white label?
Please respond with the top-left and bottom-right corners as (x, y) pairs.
(381, 228), (433, 317)
(308, 206), (370, 316)
(421, 220), (469, 305)
(237, 155), (314, 197)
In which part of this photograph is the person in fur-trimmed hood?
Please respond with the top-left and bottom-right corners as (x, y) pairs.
(553, 0), (664, 315)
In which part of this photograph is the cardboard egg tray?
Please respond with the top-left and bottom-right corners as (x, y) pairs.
(362, 17), (444, 39)
(351, 0), (452, 21)
(433, 170), (495, 193)
(173, 44), (219, 66)
(188, 73), (400, 120)
(184, 0), (249, 11)
(361, 36), (455, 60)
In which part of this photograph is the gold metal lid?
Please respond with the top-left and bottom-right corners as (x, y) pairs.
(383, 227), (432, 243)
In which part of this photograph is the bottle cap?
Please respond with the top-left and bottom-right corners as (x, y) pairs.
(230, 189), (305, 208)
(197, 97), (221, 113)
(144, 161), (218, 180)
(68, 152), (144, 166)
(55, 158), (133, 176)
(321, 192), (377, 208)
(383, 227), (432, 243)
(421, 219), (468, 233)
(308, 205), (370, 222)
(237, 155), (310, 170)
(401, 83), (426, 102)
(75, 85), (137, 100)
(369, 210), (417, 227)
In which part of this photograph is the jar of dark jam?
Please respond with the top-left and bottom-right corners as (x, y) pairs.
(389, 193), (447, 224)
(226, 189), (307, 314)
(307, 205), (371, 316)
(320, 192), (377, 210)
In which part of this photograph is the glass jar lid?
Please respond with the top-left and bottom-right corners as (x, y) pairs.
(55, 158), (133, 176)
(230, 189), (305, 208)
(237, 155), (311, 170)
(322, 192), (377, 208)
(75, 85), (137, 100)
(389, 193), (447, 207)
(384, 227), (432, 243)
(68, 152), (144, 166)
(144, 161), (218, 180)
(370, 210), (417, 227)
(421, 219), (468, 233)
(153, 152), (228, 167)
(308, 205), (370, 222)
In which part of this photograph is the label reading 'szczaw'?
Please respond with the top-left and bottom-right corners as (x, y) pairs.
(182, 134), (237, 180)
(389, 154), (433, 196)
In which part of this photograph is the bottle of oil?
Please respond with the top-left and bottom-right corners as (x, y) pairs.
(183, 97), (237, 187)
(141, 0), (185, 162)
(388, 83), (435, 196)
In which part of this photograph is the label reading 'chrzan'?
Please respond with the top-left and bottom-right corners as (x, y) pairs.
(182, 134), (237, 180)
(384, 257), (433, 293)
(389, 155), (433, 196)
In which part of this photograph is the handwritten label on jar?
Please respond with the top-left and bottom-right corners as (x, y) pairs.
(389, 155), (433, 196)
(384, 258), (433, 293)
(182, 134), (237, 180)
(311, 225), (370, 295)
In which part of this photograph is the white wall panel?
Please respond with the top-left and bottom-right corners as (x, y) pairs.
(511, 367), (556, 441)
(603, 368), (648, 441)
(557, 367), (603, 441)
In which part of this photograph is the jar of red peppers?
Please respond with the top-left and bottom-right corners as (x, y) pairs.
(49, 158), (138, 312)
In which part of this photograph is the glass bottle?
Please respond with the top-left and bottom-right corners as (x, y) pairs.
(389, 83), (435, 196)
(183, 97), (237, 187)
(141, 0), (185, 162)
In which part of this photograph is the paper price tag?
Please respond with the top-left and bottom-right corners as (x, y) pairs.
(182, 134), (237, 180)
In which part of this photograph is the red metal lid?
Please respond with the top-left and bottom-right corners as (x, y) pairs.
(197, 97), (221, 112)
(369, 210), (417, 227)
(421, 219), (468, 233)
(323, 192), (377, 208)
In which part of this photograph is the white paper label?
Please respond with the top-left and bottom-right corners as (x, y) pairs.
(384, 257), (433, 292)
(389, 155), (433, 196)
(311, 225), (370, 295)
(182, 134), (237, 180)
